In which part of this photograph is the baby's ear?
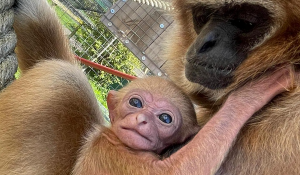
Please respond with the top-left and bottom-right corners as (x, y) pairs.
(107, 90), (119, 123)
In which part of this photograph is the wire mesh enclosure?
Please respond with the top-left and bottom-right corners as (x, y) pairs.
(48, 0), (173, 116)
(101, 0), (173, 77)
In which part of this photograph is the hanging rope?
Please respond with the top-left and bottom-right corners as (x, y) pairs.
(0, 0), (18, 90)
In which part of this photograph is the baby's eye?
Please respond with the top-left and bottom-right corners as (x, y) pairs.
(129, 98), (143, 108)
(159, 113), (172, 124)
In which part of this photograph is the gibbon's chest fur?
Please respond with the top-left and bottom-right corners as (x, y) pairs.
(212, 89), (300, 174)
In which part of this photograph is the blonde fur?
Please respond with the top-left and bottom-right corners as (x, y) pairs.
(0, 0), (102, 174)
(163, 0), (300, 174)
(14, 0), (76, 73)
(2, 0), (295, 174)
(1, 0), (274, 174)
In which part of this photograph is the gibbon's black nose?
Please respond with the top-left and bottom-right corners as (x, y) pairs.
(198, 31), (218, 53)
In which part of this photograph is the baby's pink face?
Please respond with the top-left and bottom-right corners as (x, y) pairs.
(109, 89), (183, 154)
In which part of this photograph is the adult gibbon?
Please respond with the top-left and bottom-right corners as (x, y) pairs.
(0, 0), (294, 174)
(163, 0), (300, 174)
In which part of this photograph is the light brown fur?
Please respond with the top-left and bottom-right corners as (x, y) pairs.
(73, 67), (292, 175)
(0, 60), (103, 174)
(13, 0), (76, 73)
(0, 0), (102, 174)
(1, 0), (259, 172)
(1, 0), (248, 174)
(72, 76), (201, 175)
(0, 0), (295, 174)
(163, 0), (300, 174)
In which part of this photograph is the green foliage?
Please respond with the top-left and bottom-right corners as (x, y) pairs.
(14, 69), (20, 79)
(49, 1), (143, 108)
(71, 12), (141, 108)
(89, 78), (108, 108)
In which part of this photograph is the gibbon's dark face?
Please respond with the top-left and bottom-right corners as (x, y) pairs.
(185, 3), (273, 89)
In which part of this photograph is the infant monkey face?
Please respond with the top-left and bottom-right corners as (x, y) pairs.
(111, 89), (183, 154)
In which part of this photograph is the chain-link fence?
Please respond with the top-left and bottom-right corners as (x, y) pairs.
(49, 0), (173, 118)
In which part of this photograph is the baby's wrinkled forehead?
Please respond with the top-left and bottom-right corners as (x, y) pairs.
(125, 88), (176, 104)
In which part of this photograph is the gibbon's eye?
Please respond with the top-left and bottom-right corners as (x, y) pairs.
(159, 113), (172, 124)
(129, 98), (143, 108)
(230, 19), (255, 33)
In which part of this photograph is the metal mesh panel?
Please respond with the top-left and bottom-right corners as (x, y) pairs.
(101, 0), (173, 76)
(49, 0), (173, 113)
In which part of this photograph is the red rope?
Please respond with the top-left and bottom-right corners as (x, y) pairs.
(75, 55), (137, 81)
